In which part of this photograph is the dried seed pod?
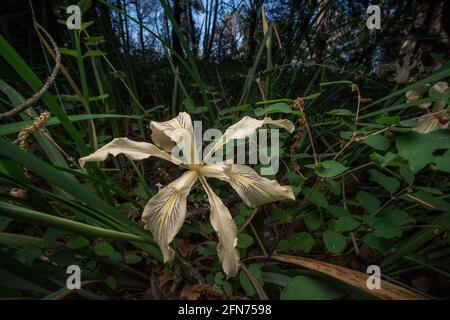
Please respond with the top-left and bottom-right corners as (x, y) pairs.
(9, 188), (29, 200)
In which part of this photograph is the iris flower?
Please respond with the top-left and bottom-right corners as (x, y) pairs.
(79, 113), (295, 277)
(406, 82), (450, 134)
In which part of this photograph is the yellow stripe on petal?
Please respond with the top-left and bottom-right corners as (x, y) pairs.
(142, 170), (198, 262)
(200, 177), (239, 278)
(225, 164), (295, 208)
(413, 117), (439, 134)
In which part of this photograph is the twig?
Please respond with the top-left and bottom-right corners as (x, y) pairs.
(238, 207), (259, 233)
(342, 180), (360, 254)
(352, 83), (362, 128)
(249, 222), (268, 256)
(0, 21), (60, 121)
(294, 97), (318, 165)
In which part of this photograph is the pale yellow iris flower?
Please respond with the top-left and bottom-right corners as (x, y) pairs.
(406, 82), (450, 134)
(79, 113), (295, 277)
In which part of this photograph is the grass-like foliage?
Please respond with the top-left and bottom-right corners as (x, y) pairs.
(0, 0), (449, 300)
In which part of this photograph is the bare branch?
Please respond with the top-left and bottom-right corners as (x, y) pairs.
(0, 21), (61, 121)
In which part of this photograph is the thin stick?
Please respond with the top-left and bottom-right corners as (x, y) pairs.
(238, 207), (259, 233)
(0, 21), (61, 121)
(294, 97), (318, 165)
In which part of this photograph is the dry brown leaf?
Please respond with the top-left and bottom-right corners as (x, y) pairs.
(180, 284), (201, 300)
(158, 272), (174, 288)
(249, 254), (430, 300)
(240, 263), (268, 300)
(175, 238), (196, 258)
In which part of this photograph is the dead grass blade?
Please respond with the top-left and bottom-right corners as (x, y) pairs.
(248, 254), (430, 300)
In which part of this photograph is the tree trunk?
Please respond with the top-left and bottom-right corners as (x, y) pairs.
(172, 0), (184, 59)
(204, 0), (219, 60)
(246, 0), (262, 61)
(311, 0), (331, 64)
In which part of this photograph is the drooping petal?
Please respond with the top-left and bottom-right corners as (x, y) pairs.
(413, 117), (440, 134)
(78, 137), (182, 168)
(150, 112), (198, 164)
(430, 82), (450, 113)
(432, 82), (449, 94)
(199, 177), (239, 277)
(141, 170), (198, 262)
(405, 84), (431, 109)
(201, 164), (295, 208)
(203, 116), (294, 163)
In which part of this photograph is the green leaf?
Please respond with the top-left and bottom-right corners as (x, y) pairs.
(363, 217), (402, 239)
(59, 48), (78, 57)
(125, 256), (142, 264)
(255, 102), (292, 116)
(182, 98), (208, 114)
(362, 135), (390, 151)
(239, 203), (253, 217)
(237, 234), (254, 249)
(315, 161), (348, 178)
(93, 242), (121, 261)
(370, 152), (407, 168)
(249, 264), (264, 286)
(399, 119), (417, 127)
(429, 85), (450, 104)
(304, 211), (322, 231)
(383, 209), (415, 227)
(105, 275), (117, 290)
(0, 202), (151, 246)
(323, 231), (347, 253)
(239, 271), (255, 296)
(222, 281), (233, 296)
(397, 130), (450, 173)
(364, 234), (392, 251)
(60, 94), (109, 102)
(83, 49), (106, 58)
(325, 180), (341, 195)
(43, 228), (68, 245)
(434, 150), (450, 173)
(83, 36), (105, 45)
(356, 191), (380, 214)
(292, 232), (315, 252)
(327, 109), (354, 117)
(399, 164), (415, 184)
(0, 217), (12, 231)
(368, 169), (400, 193)
(280, 276), (342, 300)
(327, 206), (351, 218)
(415, 186), (443, 196)
(66, 235), (90, 249)
(93, 242), (114, 256)
(303, 187), (329, 208)
(198, 242), (217, 256)
(80, 21), (94, 31)
(278, 232), (315, 253)
(303, 92), (322, 100)
(376, 116), (400, 125)
(238, 266), (263, 297)
(335, 216), (360, 232)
